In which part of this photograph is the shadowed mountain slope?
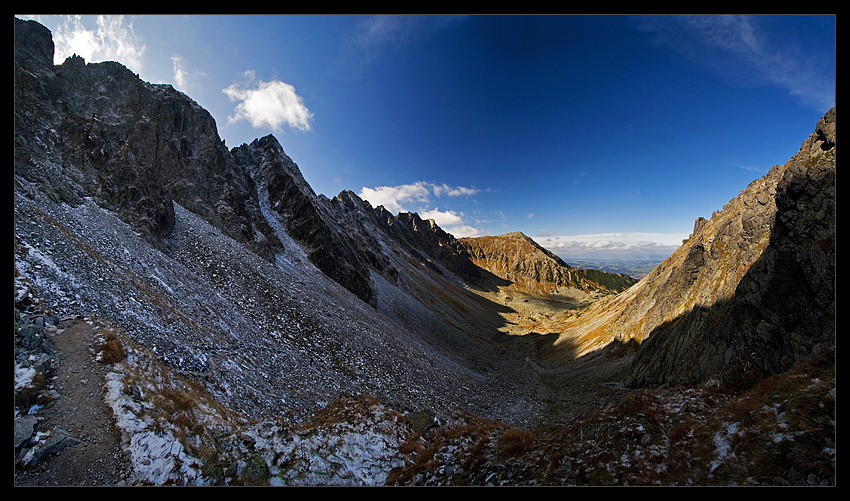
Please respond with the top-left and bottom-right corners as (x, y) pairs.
(539, 108), (835, 389)
(12, 16), (551, 431)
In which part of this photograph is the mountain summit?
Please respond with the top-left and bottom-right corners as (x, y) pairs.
(460, 231), (637, 296)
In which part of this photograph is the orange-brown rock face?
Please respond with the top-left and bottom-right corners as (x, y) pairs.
(459, 232), (636, 296)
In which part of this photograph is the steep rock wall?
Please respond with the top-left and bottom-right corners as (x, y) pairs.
(559, 108), (835, 389)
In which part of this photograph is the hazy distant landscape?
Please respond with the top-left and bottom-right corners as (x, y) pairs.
(566, 258), (663, 280)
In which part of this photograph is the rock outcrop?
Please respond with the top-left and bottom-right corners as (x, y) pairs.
(15, 18), (281, 260)
(231, 136), (389, 306)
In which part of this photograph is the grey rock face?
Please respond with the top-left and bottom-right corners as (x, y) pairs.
(15, 415), (39, 449)
(15, 18), (280, 260)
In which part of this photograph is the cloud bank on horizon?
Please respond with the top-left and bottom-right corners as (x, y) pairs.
(533, 232), (687, 261)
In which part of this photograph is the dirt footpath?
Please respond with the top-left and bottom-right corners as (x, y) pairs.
(15, 319), (133, 486)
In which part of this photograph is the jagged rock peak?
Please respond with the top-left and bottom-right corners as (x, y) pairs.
(332, 189), (371, 211)
(244, 134), (288, 159)
(14, 18), (54, 68)
(15, 17), (285, 260)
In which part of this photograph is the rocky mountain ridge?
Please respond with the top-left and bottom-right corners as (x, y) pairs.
(14, 16), (630, 316)
(14, 20), (279, 261)
(14, 18), (834, 486)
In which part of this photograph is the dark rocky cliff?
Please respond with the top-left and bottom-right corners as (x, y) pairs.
(14, 18), (281, 261)
(230, 136), (384, 306)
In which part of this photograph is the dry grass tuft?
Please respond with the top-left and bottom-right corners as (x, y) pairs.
(498, 428), (534, 459)
(96, 328), (125, 364)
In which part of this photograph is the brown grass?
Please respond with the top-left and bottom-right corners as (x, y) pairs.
(667, 419), (694, 441)
(620, 390), (664, 424)
(498, 428), (534, 459)
(96, 328), (125, 364)
(157, 385), (195, 415)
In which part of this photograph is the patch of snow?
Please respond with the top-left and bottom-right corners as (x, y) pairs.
(127, 430), (204, 485)
(710, 421), (740, 473)
(15, 363), (37, 392)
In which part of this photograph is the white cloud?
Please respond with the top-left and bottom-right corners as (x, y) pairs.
(358, 181), (485, 237)
(432, 183), (479, 198)
(52, 15), (146, 73)
(358, 181), (433, 214)
(445, 225), (486, 238)
(358, 181), (478, 214)
(223, 74), (313, 132)
(420, 207), (464, 227)
(171, 55), (187, 90)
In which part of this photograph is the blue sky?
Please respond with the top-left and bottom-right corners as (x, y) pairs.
(19, 14), (835, 262)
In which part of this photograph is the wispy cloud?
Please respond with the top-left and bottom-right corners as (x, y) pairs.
(222, 71), (313, 132)
(342, 15), (468, 73)
(536, 229), (558, 238)
(634, 15), (835, 112)
(432, 184), (478, 198)
(169, 54), (207, 94)
(52, 15), (146, 73)
(171, 55), (188, 90)
(351, 16), (408, 58)
(735, 162), (769, 174)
